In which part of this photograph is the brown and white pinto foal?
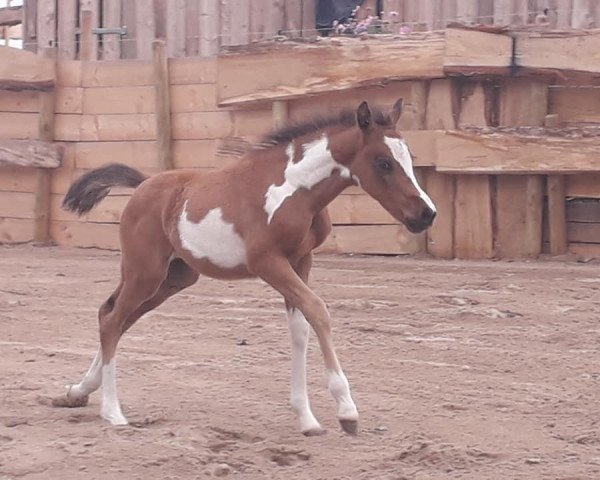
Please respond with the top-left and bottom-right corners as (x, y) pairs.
(53, 99), (436, 436)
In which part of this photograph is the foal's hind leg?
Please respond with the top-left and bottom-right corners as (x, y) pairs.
(99, 256), (199, 425)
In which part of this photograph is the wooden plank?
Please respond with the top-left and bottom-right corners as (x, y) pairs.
(398, 81), (427, 130)
(153, 0), (167, 41)
(548, 87), (600, 124)
(36, 0), (56, 50)
(169, 57), (217, 84)
(153, 40), (173, 170)
(569, 242), (600, 257)
(135, 0), (155, 60)
(22, 0), (37, 53)
(301, 0), (317, 36)
(82, 86), (155, 114)
(0, 5), (22, 26)
(495, 176), (544, 257)
(567, 222), (600, 243)
(56, 60), (82, 86)
(435, 132), (600, 174)
(56, 86), (83, 114)
(493, 0), (512, 25)
(456, 0), (478, 23)
(199, 0), (220, 56)
(425, 79), (457, 130)
(56, 0), (77, 59)
(571, 0), (595, 28)
(0, 45), (55, 91)
(516, 30), (600, 84)
(51, 220), (121, 250)
(454, 175), (494, 259)
(457, 80), (488, 127)
(328, 194), (397, 225)
(185, 0), (200, 56)
(547, 175), (568, 254)
(567, 198), (600, 223)
(79, 9), (94, 61)
(82, 61), (154, 87)
(55, 113), (157, 142)
(0, 191), (36, 218)
(0, 165), (37, 192)
(102, 0), (122, 60)
(166, 0), (186, 58)
(34, 47), (56, 245)
(172, 112), (233, 140)
(171, 84), (218, 112)
(0, 139), (62, 168)
(80, 0), (100, 60)
(566, 173), (600, 198)
(266, 0), (285, 39)
(425, 169), (455, 258)
(75, 141), (158, 169)
(284, 0), (302, 36)
(317, 224), (421, 255)
(120, 0), (137, 59)
(499, 78), (548, 127)
(0, 112), (39, 138)
(232, 109), (273, 136)
(0, 90), (38, 112)
(419, 0), (441, 30)
(227, 0), (250, 46)
(0, 218), (34, 244)
(557, 0), (573, 27)
(250, 0), (268, 41)
(217, 32), (447, 107)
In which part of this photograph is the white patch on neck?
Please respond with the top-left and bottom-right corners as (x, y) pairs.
(264, 136), (351, 223)
(383, 136), (436, 212)
(178, 202), (246, 268)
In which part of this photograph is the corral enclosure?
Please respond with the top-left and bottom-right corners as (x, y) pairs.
(0, 0), (599, 258)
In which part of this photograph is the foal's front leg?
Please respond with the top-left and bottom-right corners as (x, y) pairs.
(253, 254), (359, 434)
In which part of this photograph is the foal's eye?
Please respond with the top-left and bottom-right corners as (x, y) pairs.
(375, 158), (394, 173)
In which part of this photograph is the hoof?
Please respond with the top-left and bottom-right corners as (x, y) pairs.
(339, 418), (358, 435)
(51, 390), (89, 408)
(101, 410), (128, 426)
(302, 426), (326, 437)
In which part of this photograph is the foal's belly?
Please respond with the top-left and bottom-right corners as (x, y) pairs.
(177, 252), (255, 281)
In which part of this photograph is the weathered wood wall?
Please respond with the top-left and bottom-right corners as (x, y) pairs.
(7, 0), (600, 59)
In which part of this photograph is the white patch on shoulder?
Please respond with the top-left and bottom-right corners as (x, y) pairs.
(264, 136), (351, 223)
(384, 136), (436, 212)
(178, 201), (246, 268)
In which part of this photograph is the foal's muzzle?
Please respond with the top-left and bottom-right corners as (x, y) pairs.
(405, 206), (436, 234)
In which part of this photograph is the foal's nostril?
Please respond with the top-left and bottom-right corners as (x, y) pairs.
(422, 207), (436, 224)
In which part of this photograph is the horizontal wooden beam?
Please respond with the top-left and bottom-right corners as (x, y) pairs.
(0, 46), (55, 91)
(0, 140), (63, 168)
(0, 6), (22, 26)
(436, 130), (600, 174)
(516, 30), (600, 85)
(217, 32), (448, 107)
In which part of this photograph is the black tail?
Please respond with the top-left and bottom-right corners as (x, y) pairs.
(62, 164), (147, 216)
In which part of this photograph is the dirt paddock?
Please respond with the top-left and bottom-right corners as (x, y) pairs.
(1, 245), (599, 479)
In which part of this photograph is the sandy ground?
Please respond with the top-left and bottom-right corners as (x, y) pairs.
(0, 245), (599, 480)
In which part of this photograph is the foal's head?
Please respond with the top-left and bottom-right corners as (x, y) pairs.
(333, 100), (436, 233)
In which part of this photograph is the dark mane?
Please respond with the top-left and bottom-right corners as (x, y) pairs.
(261, 107), (391, 145)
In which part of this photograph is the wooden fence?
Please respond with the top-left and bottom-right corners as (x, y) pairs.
(3, 1), (600, 59)
(0, 26), (599, 258)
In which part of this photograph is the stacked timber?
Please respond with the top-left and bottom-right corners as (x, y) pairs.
(2, 26), (600, 258)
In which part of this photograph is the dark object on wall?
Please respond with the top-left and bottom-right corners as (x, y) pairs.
(317, 0), (364, 35)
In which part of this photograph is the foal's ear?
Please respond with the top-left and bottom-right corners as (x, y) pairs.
(389, 98), (404, 126)
(356, 101), (372, 131)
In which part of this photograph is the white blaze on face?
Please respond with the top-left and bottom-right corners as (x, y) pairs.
(264, 136), (352, 223)
(178, 201), (246, 268)
(383, 136), (436, 213)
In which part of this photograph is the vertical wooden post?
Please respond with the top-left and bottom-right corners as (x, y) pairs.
(80, 9), (94, 61)
(453, 79), (494, 259)
(153, 39), (174, 171)
(103, 0), (123, 60)
(547, 175), (568, 255)
(272, 100), (288, 128)
(495, 78), (547, 258)
(34, 47), (57, 245)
